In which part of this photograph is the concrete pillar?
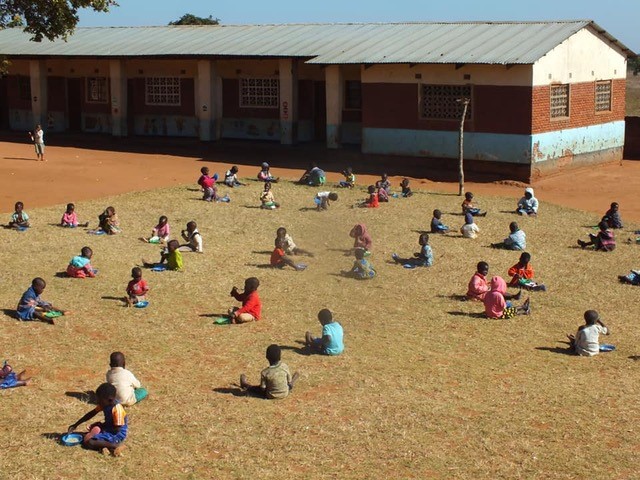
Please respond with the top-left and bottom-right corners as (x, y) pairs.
(109, 59), (128, 137)
(29, 60), (48, 127)
(325, 65), (343, 149)
(196, 60), (221, 141)
(279, 58), (298, 145)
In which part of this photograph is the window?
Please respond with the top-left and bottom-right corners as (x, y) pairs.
(86, 77), (108, 103)
(145, 77), (181, 106)
(344, 81), (362, 110)
(595, 81), (612, 112)
(420, 84), (472, 120)
(550, 84), (570, 118)
(18, 76), (31, 101)
(239, 78), (279, 108)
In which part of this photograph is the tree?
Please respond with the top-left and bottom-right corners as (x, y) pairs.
(0, 0), (118, 42)
(169, 13), (219, 26)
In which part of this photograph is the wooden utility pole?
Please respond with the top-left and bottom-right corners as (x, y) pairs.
(458, 98), (470, 196)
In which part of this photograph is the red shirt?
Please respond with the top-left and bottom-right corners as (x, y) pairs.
(507, 262), (534, 286)
(127, 279), (149, 296)
(232, 290), (262, 320)
(270, 248), (285, 267)
(367, 193), (379, 208)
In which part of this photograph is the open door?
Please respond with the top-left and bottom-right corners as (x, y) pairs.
(67, 78), (82, 131)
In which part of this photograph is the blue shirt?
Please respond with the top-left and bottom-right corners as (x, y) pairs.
(419, 245), (434, 267)
(70, 255), (91, 268)
(322, 321), (344, 355)
(16, 286), (49, 320)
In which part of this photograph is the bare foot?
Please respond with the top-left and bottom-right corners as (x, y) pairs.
(113, 445), (126, 457)
(240, 374), (249, 389)
(101, 447), (110, 456)
(290, 372), (300, 389)
(23, 378), (33, 386)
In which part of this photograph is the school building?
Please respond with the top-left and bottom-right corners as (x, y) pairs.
(0, 21), (633, 180)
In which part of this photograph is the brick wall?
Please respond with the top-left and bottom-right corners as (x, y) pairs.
(532, 78), (625, 134)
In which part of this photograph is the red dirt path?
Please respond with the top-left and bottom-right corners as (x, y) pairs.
(1, 138), (637, 222)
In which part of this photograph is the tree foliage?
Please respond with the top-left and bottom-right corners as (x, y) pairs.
(169, 13), (219, 26)
(0, 0), (118, 41)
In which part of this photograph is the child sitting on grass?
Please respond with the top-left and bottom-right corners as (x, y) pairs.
(260, 182), (280, 209)
(344, 248), (376, 279)
(106, 352), (148, 406)
(258, 162), (279, 182)
(350, 223), (372, 254)
(431, 209), (449, 234)
(517, 187), (538, 216)
(299, 163), (325, 186)
(578, 221), (615, 251)
(16, 277), (69, 324)
(67, 383), (128, 457)
(305, 309), (344, 355)
(602, 202), (623, 229)
(338, 167), (356, 188)
(460, 213), (480, 239)
(124, 267), (149, 307)
(567, 310), (610, 356)
(360, 185), (379, 208)
(618, 269), (640, 285)
(270, 239), (307, 271)
(466, 262), (522, 302)
(197, 166), (217, 190)
(507, 252), (547, 291)
(462, 192), (486, 216)
(484, 276), (530, 319)
(392, 233), (433, 267)
(379, 173), (391, 195)
(142, 215), (170, 244)
(60, 203), (89, 228)
(8, 201), (29, 229)
(240, 344), (299, 399)
(179, 221), (203, 253)
(376, 181), (389, 203)
(98, 207), (121, 235)
(276, 227), (313, 256)
(315, 191), (338, 210)
(224, 166), (244, 187)
(142, 239), (183, 271)
(400, 178), (413, 197)
(491, 222), (526, 250)
(229, 277), (261, 323)
(1, 361), (32, 389)
(67, 246), (96, 278)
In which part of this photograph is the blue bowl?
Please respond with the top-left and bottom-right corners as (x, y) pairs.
(152, 265), (166, 272)
(599, 344), (616, 352)
(61, 432), (84, 446)
(134, 300), (149, 308)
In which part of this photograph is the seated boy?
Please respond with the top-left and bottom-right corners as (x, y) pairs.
(1, 361), (32, 389)
(143, 239), (183, 271)
(270, 239), (306, 271)
(16, 277), (68, 324)
(567, 310), (610, 356)
(305, 309), (344, 355)
(507, 252), (546, 291)
(239, 344), (299, 399)
(229, 277), (262, 323)
(106, 352), (148, 407)
(491, 222), (526, 250)
(431, 209), (449, 233)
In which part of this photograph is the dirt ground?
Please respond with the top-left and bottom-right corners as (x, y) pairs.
(1, 135), (638, 221)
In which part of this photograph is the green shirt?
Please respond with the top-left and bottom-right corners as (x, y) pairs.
(166, 250), (183, 271)
(260, 362), (292, 399)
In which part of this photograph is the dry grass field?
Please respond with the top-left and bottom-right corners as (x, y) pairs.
(2, 178), (640, 479)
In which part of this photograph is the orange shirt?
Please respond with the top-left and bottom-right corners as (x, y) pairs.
(270, 248), (285, 266)
(507, 262), (534, 285)
(367, 193), (379, 208)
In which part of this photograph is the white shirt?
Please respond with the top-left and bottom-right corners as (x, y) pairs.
(575, 324), (609, 356)
(460, 223), (480, 239)
(316, 191), (331, 199)
(35, 129), (44, 144)
(182, 229), (203, 252)
(106, 367), (142, 406)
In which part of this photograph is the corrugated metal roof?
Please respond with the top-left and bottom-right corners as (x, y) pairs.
(0, 21), (633, 64)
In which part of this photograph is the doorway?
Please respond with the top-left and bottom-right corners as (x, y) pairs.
(67, 78), (82, 131)
(313, 81), (326, 142)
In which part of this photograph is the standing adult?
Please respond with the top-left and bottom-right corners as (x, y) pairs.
(29, 124), (45, 161)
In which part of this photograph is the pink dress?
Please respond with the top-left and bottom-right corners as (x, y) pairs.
(467, 273), (489, 301)
(61, 211), (78, 226)
(153, 223), (170, 240)
(484, 276), (507, 318)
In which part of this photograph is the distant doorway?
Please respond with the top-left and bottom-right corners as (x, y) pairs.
(67, 78), (82, 131)
(314, 81), (326, 142)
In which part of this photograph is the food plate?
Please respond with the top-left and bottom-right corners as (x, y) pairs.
(134, 300), (149, 308)
(61, 432), (84, 446)
(403, 264), (417, 269)
(152, 265), (166, 272)
(213, 316), (231, 325)
(44, 310), (63, 318)
(599, 344), (615, 352)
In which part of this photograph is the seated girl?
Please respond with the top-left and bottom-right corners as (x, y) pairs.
(142, 215), (170, 244)
(483, 276), (530, 319)
(67, 246), (96, 278)
(257, 162), (278, 183)
(392, 233), (433, 267)
(349, 223), (372, 254)
(98, 207), (121, 235)
(577, 221), (615, 251)
(61, 203), (89, 228)
(260, 182), (280, 209)
(276, 227), (313, 256)
(343, 248), (375, 279)
(270, 239), (306, 271)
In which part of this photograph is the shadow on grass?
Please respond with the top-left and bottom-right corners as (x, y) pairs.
(251, 250), (273, 255)
(199, 312), (229, 318)
(628, 355), (640, 361)
(245, 263), (275, 269)
(438, 294), (469, 301)
(447, 311), (486, 319)
(101, 296), (125, 304)
(535, 346), (574, 356)
(54, 272), (69, 278)
(280, 342), (312, 356)
(298, 207), (319, 212)
(212, 386), (246, 397)
(243, 205), (264, 209)
(41, 432), (62, 444)
(1, 308), (17, 319)
(65, 390), (96, 404)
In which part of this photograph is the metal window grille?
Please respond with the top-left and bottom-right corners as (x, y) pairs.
(18, 76), (31, 101)
(345, 81), (362, 110)
(421, 84), (472, 120)
(595, 81), (612, 112)
(145, 77), (181, 106)
(550, 84), (569, 118)
(239, 78), (279, 108)
(86, 77), (108, 103)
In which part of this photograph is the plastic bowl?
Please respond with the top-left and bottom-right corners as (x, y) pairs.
(134, 300), (149, 308)
(61, 432), (84, 446)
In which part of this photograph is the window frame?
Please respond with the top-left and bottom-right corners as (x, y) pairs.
(144, 77), (182, 107)
(85, 77), (109, 104)
(238, 77), (279, 109)
(550, 83), (570, 120)
(419, 83), (473, 121)
(17, 76), (31, 102)
(344, 80), (362, 111)
(595, 80), (612, 113)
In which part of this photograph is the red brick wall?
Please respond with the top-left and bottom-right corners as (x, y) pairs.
(130, 78), (195, 116)
(532, 79), (625, 134)
(362, 83), (531, 134)
(222, 79), (279, 119)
